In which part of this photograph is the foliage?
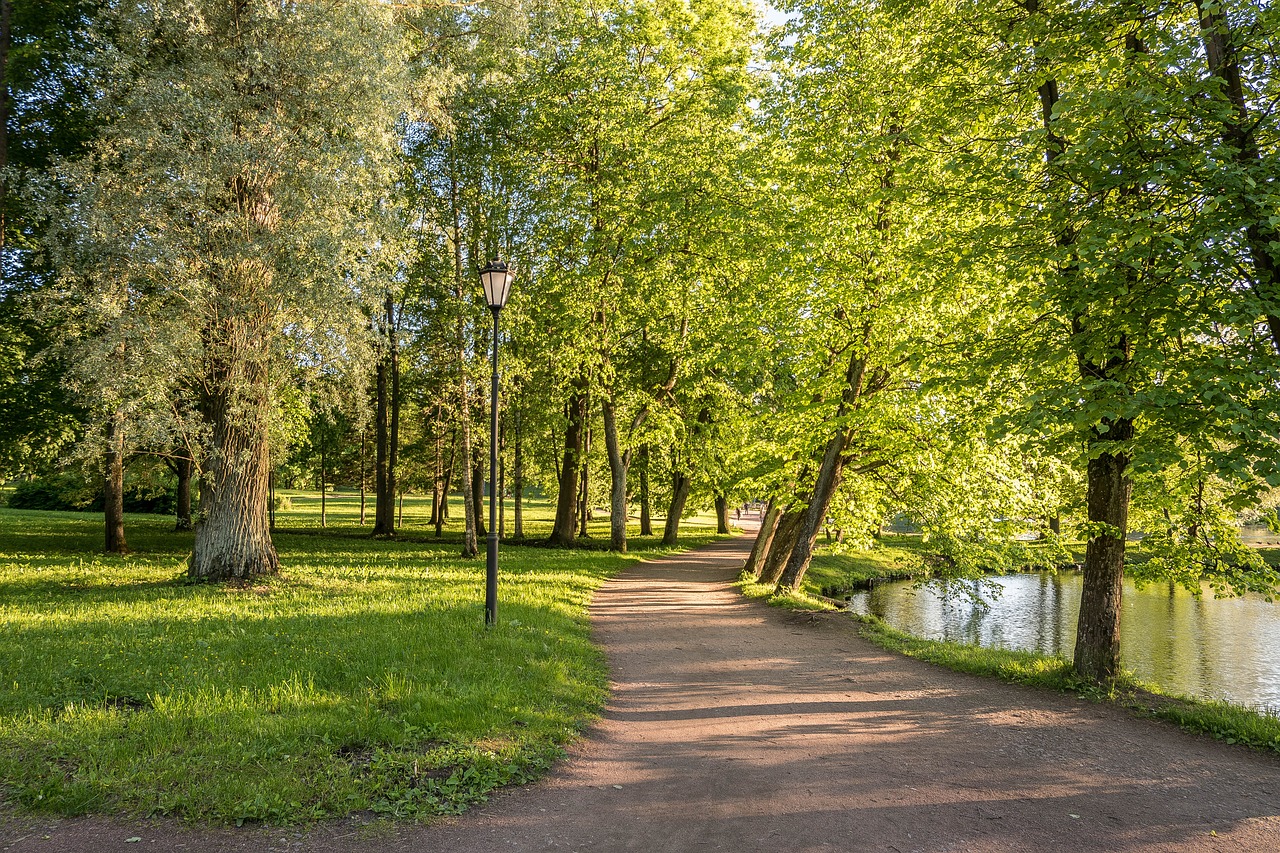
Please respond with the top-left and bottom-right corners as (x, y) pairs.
(5, 475), (95, 512)
(6, 475), (173, 515)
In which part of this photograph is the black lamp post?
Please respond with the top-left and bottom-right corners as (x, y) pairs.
(479, 257), (514, 627)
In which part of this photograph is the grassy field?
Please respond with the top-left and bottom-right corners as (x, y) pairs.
(0, 494), (726, 824)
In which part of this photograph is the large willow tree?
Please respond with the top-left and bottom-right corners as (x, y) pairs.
(52, 0), (408, 579)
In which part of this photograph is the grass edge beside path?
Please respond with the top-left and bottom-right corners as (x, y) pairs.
(736, 574), (1280, 758)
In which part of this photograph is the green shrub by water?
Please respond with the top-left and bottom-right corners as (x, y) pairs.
(0, 499), (723, 824)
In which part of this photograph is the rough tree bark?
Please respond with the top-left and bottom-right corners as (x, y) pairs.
(446, 163), (477, 556)
(1074, 416), (1133, 682)
(1025, 5), (1137, 681)
(578, 425), (592, 537)
(189, 317), (278, 579)
(441, 431), (455, 523)
(0, 0), (9, 250)
(743, 500), (780, 579)
(602, 398), (631, 552)
(457, 380), (478, 555)
(601, 337), (682, 552)
(758, 511), (803, 587)
(472, 455), (486, 537)
(359, 427), (367, 525)
(319, 445), (328, 528)
(430, 404), (443, 528)
(169, 447), (194, 531)
(456, 334), (478, 556)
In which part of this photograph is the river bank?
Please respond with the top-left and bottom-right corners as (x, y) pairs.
(739, 537), (1280, 760)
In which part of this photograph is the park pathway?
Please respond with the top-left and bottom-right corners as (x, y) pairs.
(8, 533), (1280, 852)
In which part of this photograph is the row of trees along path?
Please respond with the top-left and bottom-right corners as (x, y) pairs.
(5, 0), (1280, 712)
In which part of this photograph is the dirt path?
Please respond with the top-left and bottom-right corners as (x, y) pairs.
(6, 534), (1280, 852)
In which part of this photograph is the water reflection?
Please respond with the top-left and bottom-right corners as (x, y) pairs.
(848, 572), (1280, 714)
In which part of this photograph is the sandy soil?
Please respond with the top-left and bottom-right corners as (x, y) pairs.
(5, 533), (1279, 852)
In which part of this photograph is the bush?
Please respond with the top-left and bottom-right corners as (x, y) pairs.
(91, 487), (176, 515)
(8, 475), (176, 515)
(7, 476), (92, 511)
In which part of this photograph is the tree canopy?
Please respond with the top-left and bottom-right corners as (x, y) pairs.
(9, 0), (1280, 682)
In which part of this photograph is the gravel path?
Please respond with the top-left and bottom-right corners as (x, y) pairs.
(6, 533), (1280, 852)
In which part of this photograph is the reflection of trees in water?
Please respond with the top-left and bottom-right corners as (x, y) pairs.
(921, 577), (1002, 645)
(1027, 571), (1070, 658)
(865, 571), (1280, 709)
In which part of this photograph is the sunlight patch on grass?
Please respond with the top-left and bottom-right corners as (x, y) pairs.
(0, 502), (727, 824)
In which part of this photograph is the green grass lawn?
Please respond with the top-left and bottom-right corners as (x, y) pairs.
(0, 495), (726, 824)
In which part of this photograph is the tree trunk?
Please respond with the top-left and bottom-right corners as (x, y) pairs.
(779, 349), (870, 592)
(458, 356), (478, 558)
(0, 0), (9, 251)
(173, 448), (194, 531)
(103, 413), (127, 555)
(513, 406), (524, 539)
(579, 426), (592, 536)
(1048, 516), (1061, 537)
(430, 415), (442, 527)
(447, 153), (477, 556)
(472, 455), (486, 537)
(744, 500), (780, 579)
(1194, 0), (1280, 352)
(549, 384), (587, 546)
(359, 427), (367, 526)
(662, 470), (691, 546)
(441, 430), (456, 524)
(319, 447), (327, 528)
(372, 323), (396, 536)
(714, 493), (730, 535)
(639, 445), (652, 536)
(388, 302), (400, 523)
(1073, 418), (1134, 682)
(602, 397), (631, 552)
(189, 346), (278, 580)
(1024, 17), (1134, 681)
(759, 511), (803, 587)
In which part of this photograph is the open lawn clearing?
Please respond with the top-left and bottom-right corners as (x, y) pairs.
(0, 499), (726, 824)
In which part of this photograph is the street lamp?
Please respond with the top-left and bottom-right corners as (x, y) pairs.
(479, 257), (514, 627)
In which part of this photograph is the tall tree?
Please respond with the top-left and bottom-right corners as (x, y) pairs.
(51, 0), (409, 579)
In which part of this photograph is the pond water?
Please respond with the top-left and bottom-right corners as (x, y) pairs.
(846, 572), (1280, 714)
